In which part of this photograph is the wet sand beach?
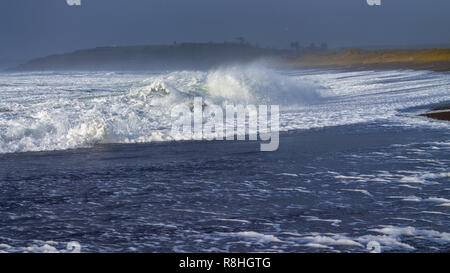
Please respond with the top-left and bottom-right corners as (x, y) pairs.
(420, 105), (450, 121)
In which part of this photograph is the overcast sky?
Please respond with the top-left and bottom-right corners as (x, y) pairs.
(1, 0), (449, 60)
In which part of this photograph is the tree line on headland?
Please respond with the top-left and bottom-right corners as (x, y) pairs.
(10, 40), (449, 72)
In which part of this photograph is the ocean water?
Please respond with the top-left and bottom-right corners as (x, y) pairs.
(0, 64), (449, 252)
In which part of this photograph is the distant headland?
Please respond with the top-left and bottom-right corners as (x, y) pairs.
(8, 42), (450, 72)
(10, 43), (286, 71)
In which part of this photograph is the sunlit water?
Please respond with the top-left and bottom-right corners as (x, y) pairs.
(0, 64), (449, 252)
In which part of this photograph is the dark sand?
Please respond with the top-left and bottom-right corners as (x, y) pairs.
(431, 106), (450, 111)
(420, 106), (450, 121)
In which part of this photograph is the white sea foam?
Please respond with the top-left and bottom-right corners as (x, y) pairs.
(341, 189), (373, 197)
(301, 235), (363, 247)
(287, 225), (450, 252)
(0, 240), (81, 253)
(0, 65), (449, 154)
(223, 231), (283, 243)
(369, 226), (450, 243)
(301, 216), (342, 227)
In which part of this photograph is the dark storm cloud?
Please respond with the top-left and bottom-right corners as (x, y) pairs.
(0, 0), (449, 60)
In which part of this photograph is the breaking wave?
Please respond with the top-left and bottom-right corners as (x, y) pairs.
(0, 64), (323, 153)
(0, 63), (449, 154)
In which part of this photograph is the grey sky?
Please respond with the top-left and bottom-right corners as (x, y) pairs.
(1, 0), (449, 60)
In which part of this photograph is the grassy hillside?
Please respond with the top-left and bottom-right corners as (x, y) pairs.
(293, 48), (450, 71)
(12, 43), (284, 71)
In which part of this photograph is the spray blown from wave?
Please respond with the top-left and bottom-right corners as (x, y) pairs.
(0, 64), (323, 153)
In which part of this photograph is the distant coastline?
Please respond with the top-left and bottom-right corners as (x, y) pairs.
(7, 43), (450, 73)
(420, 105), (450, 121)
(292, 48), (450, 72)
(9, 43), (285, 72)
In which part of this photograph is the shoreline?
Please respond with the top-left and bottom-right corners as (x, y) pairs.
(419, 106), (450, 121)
(291, 48), (450, 72)
(291, 61), (450, 73)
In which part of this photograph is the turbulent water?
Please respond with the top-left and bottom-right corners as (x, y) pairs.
(0, 64), (449, 153)
(0, 64), (449, 252)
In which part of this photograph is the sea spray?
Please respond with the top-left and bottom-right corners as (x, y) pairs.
(0, 65), (449, 154)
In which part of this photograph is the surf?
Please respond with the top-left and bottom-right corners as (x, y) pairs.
(0, 64), (449, 154)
